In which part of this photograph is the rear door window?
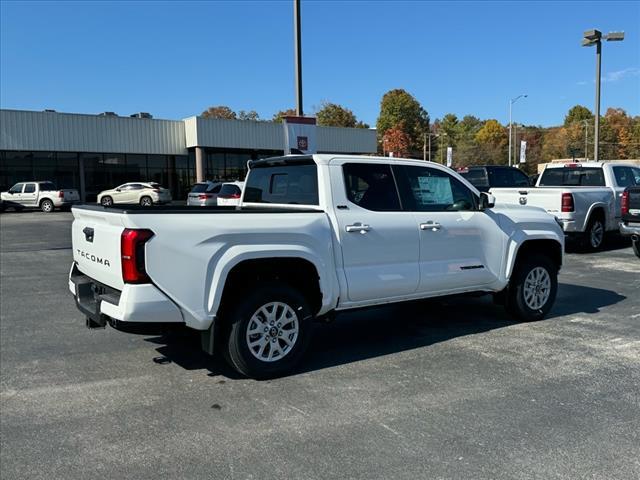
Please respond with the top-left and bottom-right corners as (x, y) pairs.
(342, 163), (401, 211)
(244, 163), (319, 205)
(23, 183), (36, 193)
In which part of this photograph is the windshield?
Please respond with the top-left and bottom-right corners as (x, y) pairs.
(539, 167), (605, 187)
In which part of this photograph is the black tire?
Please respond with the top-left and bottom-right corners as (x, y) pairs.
(101, 196), (113, 207)
(506, 254), (558, 322)
(140, 196), (153, 207)
(40, 199), (54, 213)
(222, 282), (313, 379)
(632, 238), (640, 259)
(583, 214), (605, 251)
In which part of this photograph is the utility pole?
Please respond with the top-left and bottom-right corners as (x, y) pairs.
(582, 29), (624, 161)
(508, 94), (527, 167)
(293, 0), (303, 116)
(584, 119), (589, 160)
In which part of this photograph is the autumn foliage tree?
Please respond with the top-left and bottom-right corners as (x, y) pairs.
(376, 89), (429, 154)
(201, 105), (237, 119)
(382, 124), (411, 158)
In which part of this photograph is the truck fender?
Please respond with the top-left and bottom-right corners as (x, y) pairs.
(504, 232), (564, 280)
(206, 245), (338, 323)
(583, 202), (609, 231)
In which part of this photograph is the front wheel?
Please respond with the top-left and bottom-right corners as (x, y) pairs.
(223, 282), (313, 379)
(506, 254), (558, 322)
(40, 199), (54, 213)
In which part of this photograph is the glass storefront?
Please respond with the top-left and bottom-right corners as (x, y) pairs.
(0, 148), (283, 203)
(203, 149), (282, 182)
(1, 151), (192, 202)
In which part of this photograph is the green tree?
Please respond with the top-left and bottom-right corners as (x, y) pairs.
(440, 113), (459, 145)
(238, 110), (260, 121)
(355, 120), (370, 129)
(376, 89), (429, 152)
(201, 106), (237, 119)
(564, 105), (593, 127)
(272, 108), (297, 123)
(316, 102), (357, 128)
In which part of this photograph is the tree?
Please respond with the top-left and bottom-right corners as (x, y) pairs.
(355, 120), (370, 129)
(440, 114), (459, 145)
(238, 110), (260, 121)
(272, 108), (297, 123)
(382, 124), (411, 158)
(316, 102), (357, 128)
(475, 119), (508, 164)
(201, 105), (237, 119)
(564, 105), (593, 127)
(376, 89), (429, 152)
(541, 127), (569, 161)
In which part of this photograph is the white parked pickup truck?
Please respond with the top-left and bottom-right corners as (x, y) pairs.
(69, 155), (564, 378)
(490, 162), (640, 250)
(1, 181), (80, 212)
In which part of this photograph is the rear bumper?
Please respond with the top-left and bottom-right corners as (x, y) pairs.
(68, 263), (183, 325)
(619, 221), (640, 237)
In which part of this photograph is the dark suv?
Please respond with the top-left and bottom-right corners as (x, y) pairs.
(457, 165), (531, 192)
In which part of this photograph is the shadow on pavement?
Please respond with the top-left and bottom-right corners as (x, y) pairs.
(142, 282), (625, 379)
(565, 234), (631, 254)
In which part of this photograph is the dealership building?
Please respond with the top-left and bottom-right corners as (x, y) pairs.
(0, 109), (377, 201)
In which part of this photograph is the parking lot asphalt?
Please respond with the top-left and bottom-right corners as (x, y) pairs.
(1, 211), (639, 480)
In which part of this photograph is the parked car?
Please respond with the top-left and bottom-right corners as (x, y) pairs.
(186, 181), (222, 206)
(619, 186), (640, 258)
(490, 162), (640, 250)
(216, 182), (245, 206)
(97, 182), (171, 207)
(69, 154), (564, 379)
(457, 165), (531, 192)
(0, 181), (80, 212)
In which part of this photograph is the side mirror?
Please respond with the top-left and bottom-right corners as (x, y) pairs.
(479, 192), (495, 210)
(8, 191), (13, 195)
(115, 188), (121, 192)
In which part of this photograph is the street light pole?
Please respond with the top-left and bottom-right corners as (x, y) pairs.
(584, 119), (589, 160)
(582, 29), (624, 161)
(508, 94), (527, 167)
(293, 0), (303, 116)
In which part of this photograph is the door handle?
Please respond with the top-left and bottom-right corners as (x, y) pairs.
(420, 222), (442, 231)
(346, 223), (371, 234)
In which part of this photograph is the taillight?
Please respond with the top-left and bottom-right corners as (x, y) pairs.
(121, 229), (154, 284)
(58, 191), (64, 198)
(621, 190), (629, 216)
(218, 193), (241, 199)
(561, 192), (574, 213)
(198, 194), (212, 200)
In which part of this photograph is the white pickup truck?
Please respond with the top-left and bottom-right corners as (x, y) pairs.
(1, 181), (80, 212)
(490, 162), (640, 250)
(69, 155), (564, 378)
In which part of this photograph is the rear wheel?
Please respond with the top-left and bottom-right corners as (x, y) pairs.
(222, 282), (313, 379)
(40, 199), (54, 213)
(506, 254), (558, 322)
(100, 196), (113, 207)
(632, 238), (640, 259)
(140, 196), (153, 207)
(584, 215), (605, 251)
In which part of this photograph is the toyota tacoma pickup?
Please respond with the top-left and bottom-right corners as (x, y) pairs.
(490, 162), (640, 250)
(69, 155), (564, 378)
(1, 181), (80, 212)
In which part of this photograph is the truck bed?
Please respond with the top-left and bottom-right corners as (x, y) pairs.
(73, 204), (324, 214)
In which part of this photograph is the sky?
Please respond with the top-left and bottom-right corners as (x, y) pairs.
(1, 0), (639, 127)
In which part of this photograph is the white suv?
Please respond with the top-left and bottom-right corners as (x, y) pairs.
(97, 182), (171, 207)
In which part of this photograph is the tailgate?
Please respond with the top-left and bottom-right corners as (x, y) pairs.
(490, 187), (562, 212)
(63, 190), (80, 201)
(71, 207), (125, 290)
